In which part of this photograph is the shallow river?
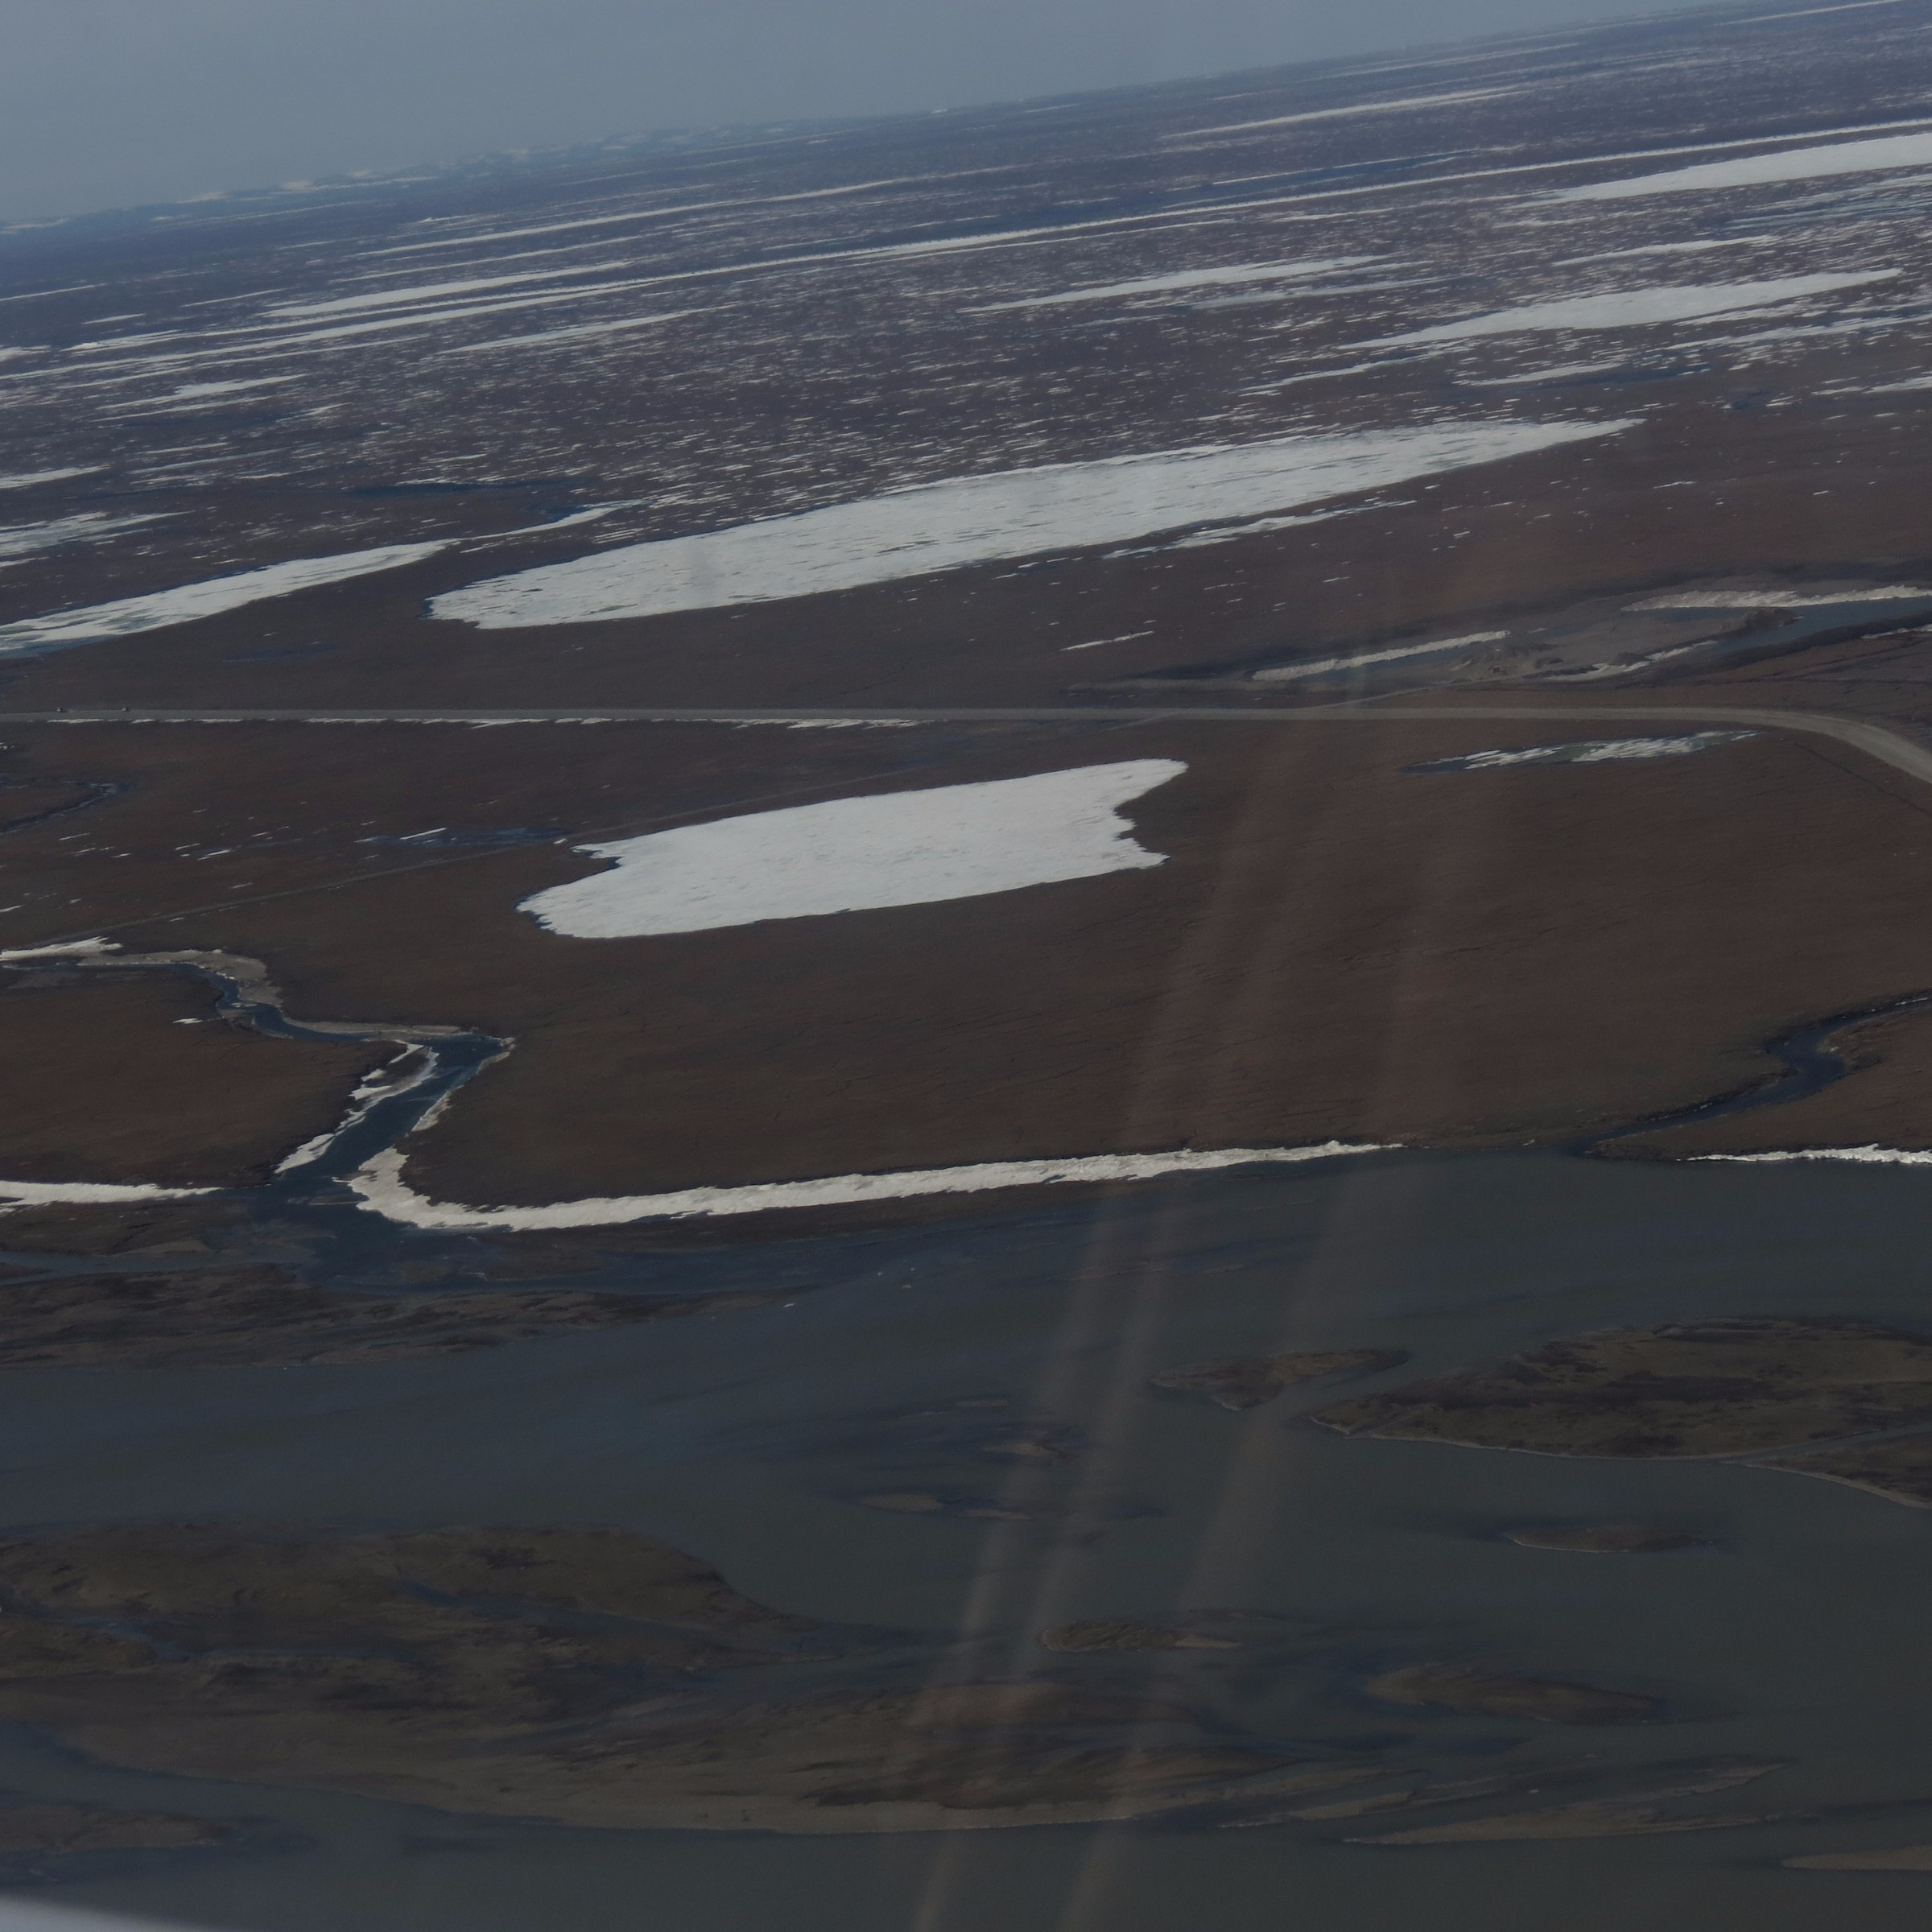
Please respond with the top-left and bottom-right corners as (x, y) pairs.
(9, 1147), (1932, 1930)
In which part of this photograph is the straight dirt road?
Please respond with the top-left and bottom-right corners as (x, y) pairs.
(10, 700), (1932, 788)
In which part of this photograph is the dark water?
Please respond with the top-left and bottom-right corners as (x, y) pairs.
(1576, 993), (1932, 1151)
(10, 1147), (1932, 1930)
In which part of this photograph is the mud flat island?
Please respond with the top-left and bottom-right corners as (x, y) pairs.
(0, 1265), (767, 1369)
(0, 1802), (237, 1886)
(1365, 1664), (1657, 1725)
(1038, 1620), (1239, 1653)
(1150, 1348), (1405, 1410)
(1315, 1319), (1932, 1462)
(0, 1524), (1318, 1832)
(1503, 1524), (1702, 1554)
(1761, 1432), (1932, 1509)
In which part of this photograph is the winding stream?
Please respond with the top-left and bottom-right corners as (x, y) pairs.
(2, 943), (1918, 1242)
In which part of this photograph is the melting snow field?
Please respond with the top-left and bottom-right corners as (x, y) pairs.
(1697, 1146), (1932, 1165)
(1411, 732), (1757, 770)
(1253, 629), (1508, 681)
(0, 467), (104, 491)
(434, 421), (1629, 628)
(1552, 126), (1932, 200)
(347, 1141), (1387, 1229)
(1367, 271), (1893, 346)
(974, 257), (1380, 312)
(1631, 584), (1932, 607)
(0, 540), (448, 651)
(520, 759), (1185, 937)
(0, 512), (162, 564)
(0, 1180), (216, 1207)
(1163, 85), (1524, 142)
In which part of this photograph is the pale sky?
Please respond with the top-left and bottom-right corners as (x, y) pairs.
(2, 0), (1712, 225)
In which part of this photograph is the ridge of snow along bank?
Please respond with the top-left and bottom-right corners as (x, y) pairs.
(347, 1143), (1391, 1230)
(429, 420), (1632, 628)
(1695, 1146), (1932, 1165)
(0, 1180), (217, 1208)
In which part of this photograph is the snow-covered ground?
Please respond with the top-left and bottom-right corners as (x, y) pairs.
(519, 759), (1186, 937)
(434, 420), (1627, 627)
(0, 0), (1928, 664)
(347, 1139), (1386, 1228)
(0, 541), (447, 651)
(1552, 125), (1932, 201)
(1364, 271), (1894, 346)
(973, 256), (1380, 312)
(1412, 732), (1758, 770)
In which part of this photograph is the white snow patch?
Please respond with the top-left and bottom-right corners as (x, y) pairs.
(274, 1050), (437, 1174)
(1362, 271), (1895, 346)
(0, 542), (448, 652)
(972, 257), (1379, 312)
(167, 377), (299, 399)
(1461, 360), (1629, 384)
(0, 938), (118, 961)
(480, 503), (641, 539)
(1630, 585), (1932, 608)
(1551, 129), (1932, 202)
(0, 1180), (219, 1209)
(104, 376), (302, 416)
(367, 178), (921, 255)
(1254, 630), (1507, 682)
(1552, 645), (1701, 681)
(1696, 1143), (1932, 1165)
(0, 283), (98, 306)
(346, 1140), (1389, 1230)
(433, 419), (1630, 628)
(1063, 630), (1154, 650)
(1162, 86), (1522, 142)
(1243, 357), (1409, 392)
(520, 759), (1185, 939)
(1418, 732), (1757, 769)
(1689, 311), (1932, 349)
(0, 467), (103, 490)
(0, 513), (163, 562)
(438, 308), (699, 354)
(270, 263), (613, 319)
(1736, 1), (1901, 22)
(1557, 237), (1777, 265)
